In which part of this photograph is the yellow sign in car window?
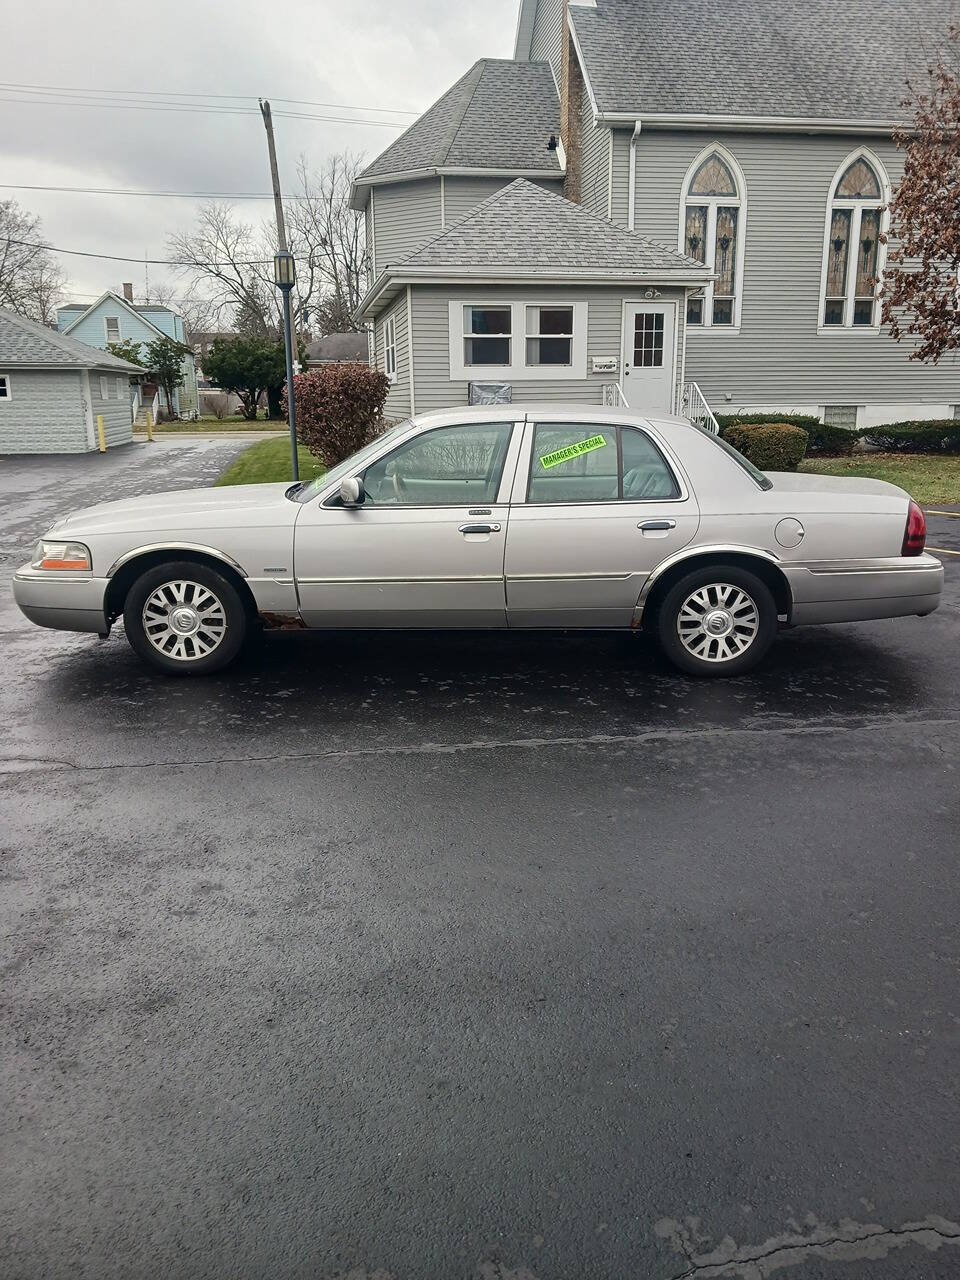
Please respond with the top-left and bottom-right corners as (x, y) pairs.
(538, 434), (608, 470)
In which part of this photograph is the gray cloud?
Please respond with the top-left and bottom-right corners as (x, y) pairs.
(3, 0), (516, 301)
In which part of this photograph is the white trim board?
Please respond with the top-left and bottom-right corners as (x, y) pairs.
(448, 299), (589, 381)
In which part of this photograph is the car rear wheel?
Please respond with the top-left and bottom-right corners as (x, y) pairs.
(655, 565), (777, 677)
(123, 560), (247, 675)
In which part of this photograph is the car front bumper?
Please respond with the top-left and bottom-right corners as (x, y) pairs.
(784, 553), (944, 625)
(13, 568), (110, 634)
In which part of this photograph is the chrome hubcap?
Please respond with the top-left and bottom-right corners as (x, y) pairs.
(142, 580), (227, 661)
(677, 583), (759, 663)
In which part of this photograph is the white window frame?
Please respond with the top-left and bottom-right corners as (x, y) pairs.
(383, 314), (397, 383)
(116, 376), (125, 400)
(448, 301), (588, 381)
(0, 373), (11, 401)
(678, 143), (747, 332)
(104, 316), (121, 343)
(818, 149), (890, 335)
(98, 375), (109, 399)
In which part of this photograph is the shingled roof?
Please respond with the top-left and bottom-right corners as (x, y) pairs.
(568, 0), (958, 122)
(357, 179), (710, 317)
(0, 309), (144, 371)
(352, 59), (561, 206)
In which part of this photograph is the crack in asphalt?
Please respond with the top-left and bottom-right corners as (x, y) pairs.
(0, 712), (957, 776)
(667, 1217), (960, 1279)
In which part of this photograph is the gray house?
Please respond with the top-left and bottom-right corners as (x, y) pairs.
(354, 0), (960, 430)
(0, 309), (142, 454)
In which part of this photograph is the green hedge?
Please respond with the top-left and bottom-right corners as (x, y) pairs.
(716, 412), (853, 456)
(722, 422), (809, 471)
(858, 421), (960, 455)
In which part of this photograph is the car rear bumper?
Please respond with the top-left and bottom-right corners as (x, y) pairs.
(12, 569), (110, 634)
(784, 553), (943, 625)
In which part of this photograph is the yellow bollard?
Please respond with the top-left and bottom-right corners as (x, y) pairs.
(96, 414), (107, 453)
(145, 409), (154, 442)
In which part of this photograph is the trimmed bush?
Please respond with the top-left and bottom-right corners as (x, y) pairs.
(722, 422), (809, 471)
(288, 362), (391, 466)
(715, 412), (853, 457)
(715, 412), (820, 431)
(858, 421), (960, 455)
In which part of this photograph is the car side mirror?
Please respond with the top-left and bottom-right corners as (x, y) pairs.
(340, 475), (365, 506)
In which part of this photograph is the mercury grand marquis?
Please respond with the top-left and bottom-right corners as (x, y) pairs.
(13, 406), (942, 677)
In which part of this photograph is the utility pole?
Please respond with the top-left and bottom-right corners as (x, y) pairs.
(259, 98), (299, 482)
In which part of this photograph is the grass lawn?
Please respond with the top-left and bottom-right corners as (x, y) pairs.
(799, 454), (960, 505)
(216, 436), (326, 486)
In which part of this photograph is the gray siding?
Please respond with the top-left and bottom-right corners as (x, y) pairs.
(626, 129), (960, 408)
(375, 294), (412, 420)
(370, 179), (442, 276)
(410, 283), (686, 414)
(0, 370), (88, 454)
(442, 176), (564, 226)
(530, 0), (564, 88)
(579, 93), (609, 218)
(90, 372), (134, 447)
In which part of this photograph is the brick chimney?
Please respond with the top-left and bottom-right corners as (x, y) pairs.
(559, 0), (583, 204)
(122, 282), (134, 303)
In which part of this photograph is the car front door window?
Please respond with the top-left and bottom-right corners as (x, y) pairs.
(362, 422), (514, 506)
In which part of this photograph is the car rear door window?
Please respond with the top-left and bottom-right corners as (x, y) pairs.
(527, 424), (679, 504)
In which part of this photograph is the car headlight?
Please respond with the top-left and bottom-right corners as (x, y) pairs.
(30, 539), (92, 571)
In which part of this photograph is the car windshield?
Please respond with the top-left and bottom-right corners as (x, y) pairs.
(694, 424), (773, 491)
(291, 420), (413, 502)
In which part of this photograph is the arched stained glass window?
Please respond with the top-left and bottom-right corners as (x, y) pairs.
(689, 154), (737, 197)
(682, 148), (744, 328)
(822, 153), (887, 327)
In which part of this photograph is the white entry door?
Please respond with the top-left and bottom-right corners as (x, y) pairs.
(620, 302), (676, 412)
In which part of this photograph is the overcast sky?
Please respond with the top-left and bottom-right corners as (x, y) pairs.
(4, 0), (518, 308)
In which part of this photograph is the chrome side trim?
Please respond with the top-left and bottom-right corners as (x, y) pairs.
(803, 558), (944, 574)
(106, 543), (248, 578)
(507, 571), (636, 582)
(297, 574), (503, 585)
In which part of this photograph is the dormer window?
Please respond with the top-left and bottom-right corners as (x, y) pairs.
(821, 153), (888, 328)
(681, 147), (745, 329)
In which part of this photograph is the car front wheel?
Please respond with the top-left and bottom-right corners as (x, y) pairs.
(655, 565), (777, 677)
(123, 560), (247, 675)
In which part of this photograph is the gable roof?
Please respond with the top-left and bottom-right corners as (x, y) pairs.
(357, 178), (710, 317)
(60, 291), (173, 341)
(0, 309), (145, 371)
(568, 0), (958, 124)
(351, 59), (562, 207)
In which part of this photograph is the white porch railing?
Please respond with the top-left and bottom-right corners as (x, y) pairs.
(151, 390), (161, 423)
(601, 382), (627, 407)
(679, 381), (721, 435)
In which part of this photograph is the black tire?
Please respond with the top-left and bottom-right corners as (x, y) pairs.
(655, 564), (777, 677)
(123, 560), (248, 676)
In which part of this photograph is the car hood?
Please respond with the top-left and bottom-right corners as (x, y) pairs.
(766, 471), (910, 501)
(49, 483), (297, 536)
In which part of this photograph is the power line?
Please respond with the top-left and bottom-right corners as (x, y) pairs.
(2, 235), (303, 267)
(0, 93), (404, 127)
(0, 182), (318, 200)
(0, 80), (418, 117)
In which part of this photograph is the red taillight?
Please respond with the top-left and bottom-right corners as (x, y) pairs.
(902, 500), (926, 556)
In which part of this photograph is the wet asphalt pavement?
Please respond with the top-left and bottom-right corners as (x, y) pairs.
(2, 439), (959, 1280)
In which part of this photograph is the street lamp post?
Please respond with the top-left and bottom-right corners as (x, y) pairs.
(274, 250), (299, 482)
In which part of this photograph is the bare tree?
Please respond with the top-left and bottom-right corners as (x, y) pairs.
(0, 200), (67, 324)
(168, 202), (283, 336)
(883, 25), (960, 361)
(167, 151), (368, 340)
(288, 151), (369, 333)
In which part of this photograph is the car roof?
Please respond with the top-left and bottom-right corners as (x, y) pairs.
(408, 404), (695, 433)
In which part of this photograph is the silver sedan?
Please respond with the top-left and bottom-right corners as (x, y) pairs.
(13, 406), (942, 677)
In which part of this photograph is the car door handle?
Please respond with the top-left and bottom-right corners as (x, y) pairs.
(638, 519), (676, 531)
(459, 523), (501, 535)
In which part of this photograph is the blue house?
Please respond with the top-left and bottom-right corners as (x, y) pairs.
(56, 286), (199, 420)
